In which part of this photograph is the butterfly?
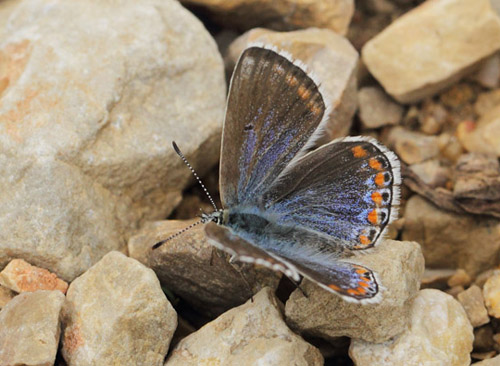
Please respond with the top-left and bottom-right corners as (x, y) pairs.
(155, 44), (401, 302)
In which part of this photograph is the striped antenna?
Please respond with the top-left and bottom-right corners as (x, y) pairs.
(172, 141), (219, 212)
(152, 218), (205, 249)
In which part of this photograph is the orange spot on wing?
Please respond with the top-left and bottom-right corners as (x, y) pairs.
(307, 101), (322, 116)
(298, 85), (311, 100)
(371, 191), (382, 205)
(328, 284), (340, 291)
(368, 210), (378, 224)
(369, 158), (383, 171)
(359, 281), (370, 287)
(352, 145), (367, 158)
(287, 74), (298, 87)
(347, 289), (357, 295)
(359, 235), (370, 245)
(375, 172), (385, 186)
(356, 287), (367, 294)
(356, 268), (366, 275)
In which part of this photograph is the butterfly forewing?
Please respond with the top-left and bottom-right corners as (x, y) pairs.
(219, 47), (326, 208)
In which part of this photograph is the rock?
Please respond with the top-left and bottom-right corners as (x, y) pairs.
(180, 0), (354, 35)
(448, 269), (472, 288)
(475, 89), (500, 117)
(409, 159), (450, 188)
(484, 271), (500, 318)
(457, 285), (490, 327)
(61, 251), (177, 366)
(470, 53), (500, 89)
(128, 219), (280, 317)
(349, 289), (474, 366)
(473, 355), (500, 365)
(402, 195), (500, 277)
(421, 268), (456, 290)
(0, 290), (65, 366)
(165, 287), (323, 366)
(477, 270), (496, 288)
(0, 259), (68, 294)
(226, 27), (358, 143)
(437, 132), (465, 162)
(362, 0), (500, 103)
(447, 285), (465, 298)
(285, 240), (424, 343)
(419, 99), (448, 135)
(358, 86), (404, 129)
(457, 105), (500, 157)
(0, 285), (15, 309)
(0, 0), (225, 281)
(453, 153), (500, 201)
(387, 127), (439, 164)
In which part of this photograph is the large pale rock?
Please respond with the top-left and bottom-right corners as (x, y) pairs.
(402, 195), (500, 276)
(181, 0), (354, 35)
(457, 105), (500, 157)
(129, 219), (280, 317)
(362, 0), (500, 103)
(61, 251), (177, 366)
(165, 287), (324, 366)
(0, 0), (225, 281)
(285, 240), (424, 343)
(350, 289), (474, 366)
(226, 27), (359, 142)
(0, 290), (65, 366)
(0, 259), (68, 294)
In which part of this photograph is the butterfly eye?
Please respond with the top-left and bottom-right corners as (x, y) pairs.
(244, 124), (253, 131)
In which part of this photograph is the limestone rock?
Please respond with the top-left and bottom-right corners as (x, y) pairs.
(448, 269), (472, 288)
(358, 86), (403, 129)
(128, 219), (280, 317)
(61, 251), (177, 366)
(180, 0), (354, 35)
(350, 289), (474, 366)
(409, 159), (450, 188)
(403, 195), (500, 276)
(0, 259), (68, 294)
(226, 27), (358, 142)
(457, 105), (500, 157)
(484, 271), (500, 319)
(470, 53), (500, 89)
(387, 127), (439, 165)
(473, 355), (500, 365)
(285, 240), (424, 343)
(457, 285), (490, 327)
(0, 290), (65, 366)
(165, 287), (323, 366)
(0, 0), (225, 281)
(362, 0), (500, 103)
(474, 89), (500, 117)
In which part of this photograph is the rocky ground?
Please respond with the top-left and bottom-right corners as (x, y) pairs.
(1, 0), (500, 365)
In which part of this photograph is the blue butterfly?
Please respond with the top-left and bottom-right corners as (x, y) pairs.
(155, 44), (401, 302)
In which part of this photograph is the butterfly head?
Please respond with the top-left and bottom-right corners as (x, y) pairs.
(201, 210), (224, 225)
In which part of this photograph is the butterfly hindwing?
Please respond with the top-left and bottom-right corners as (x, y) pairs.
(205, 222), (379, 301)
(219, 46), (327, 208)
(260, 137), (400, 250)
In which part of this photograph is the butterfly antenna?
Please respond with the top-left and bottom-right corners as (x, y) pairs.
(152, 218), (205, 249)
(172, 141), (219, 212)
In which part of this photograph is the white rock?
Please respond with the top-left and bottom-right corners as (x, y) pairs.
(0, 0), (225, 281)
(362, 0), (500, 103)
(61, 251), (177, 366)
(0, 290), (65, 366)
(165, 287), (323, 366)
(350, 289), (474, 366)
